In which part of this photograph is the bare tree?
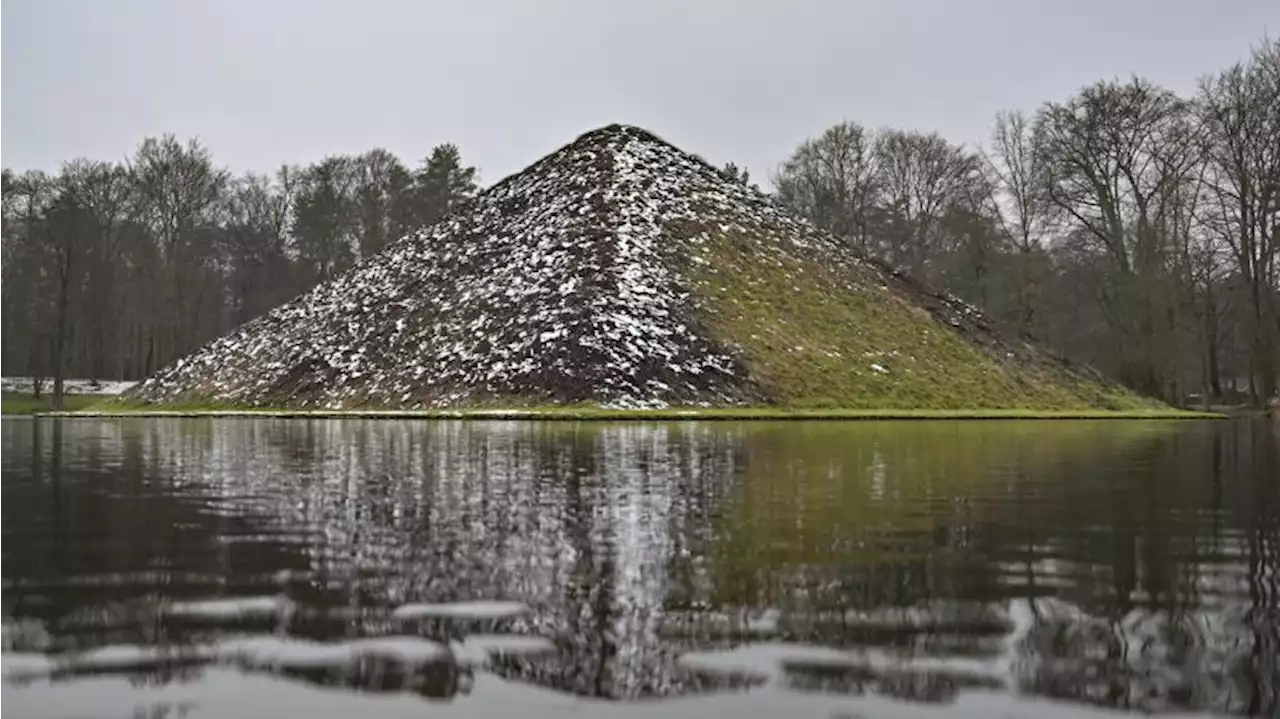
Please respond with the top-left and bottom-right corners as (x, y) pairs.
(353, 149), (411, 259)
(40, 167), (114, 409)
(2, 171), (57, 395)
(2, 134), (485, 388)
(772, 121), (882, 253)
(221, 170), (297, 324)
(59, 160), (133, 381)
(983, 110), (1058, 332)
(0, 171), (20, 375)
(1035, 78), (1205, 399)
(874, 129), (983, 275)
(1198, 39), (1280, 405)
(937, 167), (1006, 311)
(130, 135), (229, 372)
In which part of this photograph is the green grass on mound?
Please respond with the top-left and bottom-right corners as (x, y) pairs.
(677, 223), (1160, 412)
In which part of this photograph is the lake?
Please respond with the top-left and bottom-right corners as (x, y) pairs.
(1, 417), (1276, 718)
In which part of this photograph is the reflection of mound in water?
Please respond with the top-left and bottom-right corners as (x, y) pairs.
(6, 418), (1274, 714)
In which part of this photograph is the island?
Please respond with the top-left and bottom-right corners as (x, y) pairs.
(71, 126), (1206, 419)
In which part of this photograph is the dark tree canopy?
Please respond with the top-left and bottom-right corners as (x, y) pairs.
(1, 137), (484, 404)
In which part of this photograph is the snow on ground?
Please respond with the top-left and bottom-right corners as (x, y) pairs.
(1, 377), (136, 396)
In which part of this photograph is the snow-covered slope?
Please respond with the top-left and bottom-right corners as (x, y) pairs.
(126, 125), (1147, 410)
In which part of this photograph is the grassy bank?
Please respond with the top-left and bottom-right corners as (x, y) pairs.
(677, 222), (1160, 412)
(2, 392), (101, 415)
(35, 403), (1222, 420)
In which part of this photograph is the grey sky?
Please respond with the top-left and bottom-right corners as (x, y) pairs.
(3, 0), (1274, 187)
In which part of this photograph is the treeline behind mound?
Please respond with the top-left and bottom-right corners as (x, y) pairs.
(124, 125), (1157, 412)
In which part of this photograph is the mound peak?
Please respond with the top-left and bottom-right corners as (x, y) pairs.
(128, 124), (1151, 411)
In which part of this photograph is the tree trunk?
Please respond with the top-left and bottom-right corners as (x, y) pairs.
(51, 266), (72, 412)
(1205, 281), (1223, 398)
(1111, 271), (1167, 401)
(0, 298), (7, 376)
(1200, 353), (1212, 411)
(1249, 280), (1265, 407)
(1017, 248), (1035, 335)
(30, 338), (44, 399)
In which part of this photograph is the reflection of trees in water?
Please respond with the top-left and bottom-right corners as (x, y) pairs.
(778, 659), (1004, 704)
(1, 418), (1275, 713)
(694, 420), (1279, 714)
(1010, 421), (1277, 715)
(1013, 598), (1275, 715)
(1, 419), (310, 648)
(271, 654), (473, 699)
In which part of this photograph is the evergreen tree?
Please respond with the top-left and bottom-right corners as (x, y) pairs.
(414, 144), (478, 226)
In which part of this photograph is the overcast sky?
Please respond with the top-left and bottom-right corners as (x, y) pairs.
(3, 0), (1274, 187)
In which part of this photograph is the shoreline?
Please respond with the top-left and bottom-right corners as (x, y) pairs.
(24, 407), (1225, 421)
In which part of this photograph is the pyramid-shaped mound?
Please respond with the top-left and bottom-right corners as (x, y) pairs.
(127, 125), (1152, 410)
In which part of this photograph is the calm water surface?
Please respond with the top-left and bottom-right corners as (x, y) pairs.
(1, 418), (1276, 718)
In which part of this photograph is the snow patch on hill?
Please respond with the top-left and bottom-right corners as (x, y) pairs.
(127, 126), (781, 408)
